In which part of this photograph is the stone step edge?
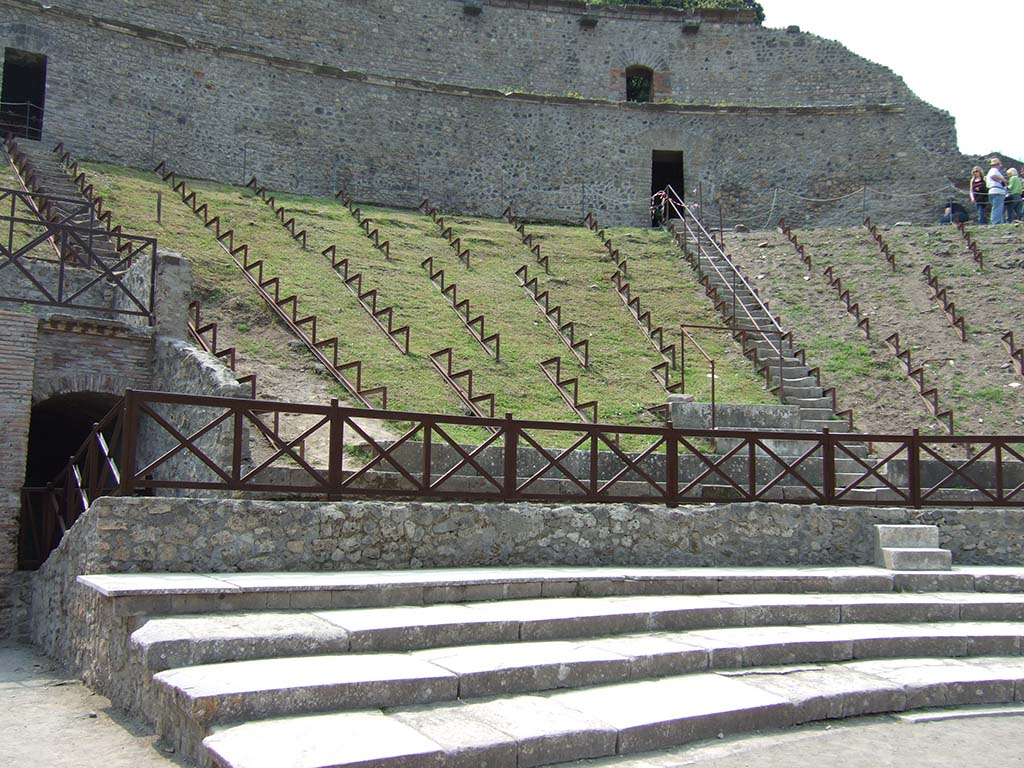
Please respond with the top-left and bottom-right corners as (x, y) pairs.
(198, 655), (1024, 768)
(132, 592), (1024, 671)
(78, 566), (1024, 617)
(149, 620), (1024, 718)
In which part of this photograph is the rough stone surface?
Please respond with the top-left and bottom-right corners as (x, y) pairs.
(0, 1), (965, 226)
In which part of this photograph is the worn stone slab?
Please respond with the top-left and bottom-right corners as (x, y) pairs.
(711, 593), (843, 626)
(131, 612), (351, 671)
(412, 640), (633, 698)
(686, 625), (852, 667)
(836, 593), (961, 623)
(390, 704), (517, 768)
(547, 674), (794, 754)
(875, 524), (940, 550)
(848, 657), (1022, 709)
(727, 664), (908, 723)
(154, 654), (458, 727)
(453, 695), (618, 768)
(316, 604), (520, 651)
(583, 633), (712, 678)
(204, 710), (445, 768)
(950, 593), (1024, 621)
(881, 548), (952, 572)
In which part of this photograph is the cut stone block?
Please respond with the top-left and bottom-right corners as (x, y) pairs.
(390, 705), (518, 768)
(204, 710), (445, 768)
(875, 524), (940, 549)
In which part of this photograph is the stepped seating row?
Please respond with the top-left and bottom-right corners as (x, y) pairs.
(76, 566), (1024, 768)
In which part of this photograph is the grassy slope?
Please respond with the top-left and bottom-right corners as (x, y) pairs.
(726, 225), (1023, 435)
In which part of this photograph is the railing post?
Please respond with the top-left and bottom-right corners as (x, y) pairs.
(422, 417), (433, 491)
(327, 398), (343, 497)
(710, 360), (716, 430)
(666, 425), (678, 505)
(821, 427), (835, 503)
(589, 427), (599, 499)
(231, 404), (244, 488)
(908, 429), (922, 508)
(119, 390), (138, 495)
(502, 413), (517, 502)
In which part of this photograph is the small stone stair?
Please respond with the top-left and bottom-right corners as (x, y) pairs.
(875, 525), (953, 571)
(683, 226), (850, 435)
(72, 566), (1024, 768)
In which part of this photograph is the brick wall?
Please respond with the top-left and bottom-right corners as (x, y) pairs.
(0, 311), (39, 574)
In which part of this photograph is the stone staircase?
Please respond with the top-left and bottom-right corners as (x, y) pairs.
(71, 564), (1024, 768)
(682, 223), (852, 435)
(3, 137), (122, 265)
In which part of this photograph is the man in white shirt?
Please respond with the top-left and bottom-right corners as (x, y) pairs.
(987, 158), (1008, 224)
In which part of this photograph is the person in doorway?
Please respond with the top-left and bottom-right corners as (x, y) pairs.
(970, 166), (989, 224)
(987, 158), (1008, 224)
(650, 190), (668, 227)
(1006, 168), (1022, 222)
(940, 200), (970, 224)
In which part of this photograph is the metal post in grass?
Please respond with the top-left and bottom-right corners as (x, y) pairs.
(156, 191), (162, 224)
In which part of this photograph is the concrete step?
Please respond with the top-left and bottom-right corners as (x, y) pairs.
(130, 592), (1024, 673)
(81, 567), (1024, 620)
(200, 656), (1024, 768)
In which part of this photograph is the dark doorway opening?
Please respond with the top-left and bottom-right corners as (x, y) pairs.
(651, 150), (684, 225)
(19, 392), (120, 569)
(1, 48), (47, 140)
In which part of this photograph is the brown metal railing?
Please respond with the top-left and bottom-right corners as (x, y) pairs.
(420, 256), (500, 360)
(1003, 332), (1024, 377)
(822, 265), (872, 339)
(246, 177), (308, 248)
(679, 326), (717, 428)
(0, 186), (158, 323)
(335, 193), (391, 259)
(539, 356), (598, 423)
(26, 390), (1024, 516)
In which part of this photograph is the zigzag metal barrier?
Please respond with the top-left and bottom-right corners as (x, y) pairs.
(777, 218), (812, 272)
(32, 390), (1024, 516)
(242, 174), (411, 355)
(420, 255), (500, 360)
(334, 192), (391, 259)
(539, 356), (598, 423)
(954, 220), (985, 267)
(515, 264), (589, 368)
(321, 245), (410, 354)
(582, 211), (628, 275)
(921, 264), (967, 342)
(428, 347), (496, 422)
(502, 205), (549, 273)
(821, 265), (872, 340)
(610, 268), (678, 370)
(884, 332), (954, 435)
(419, 199), (471, 268)
(863, 216), (898, 271)
(245, 177), (308, 248)
(153, 161), (387, 409)
(187, 301), (257, 398)
(1002, 332), (1024, 377)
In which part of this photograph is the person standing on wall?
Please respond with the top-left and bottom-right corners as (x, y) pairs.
(970, 166), (989, 224)
(986, 158), (1008, 224)
(1006, 168), (1022, 223)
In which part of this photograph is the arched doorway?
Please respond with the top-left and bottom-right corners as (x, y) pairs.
(19, 392), (121, 568)
(625, 65), (653, 103)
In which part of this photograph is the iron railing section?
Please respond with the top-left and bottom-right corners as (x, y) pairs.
(19, 399), (123, 567)
(97, 390), (1024, 507)
(680, 325), (717, 429)
(0, 186), (158, 323)
(0, 101), (43, 140)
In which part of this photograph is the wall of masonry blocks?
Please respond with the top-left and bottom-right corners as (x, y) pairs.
(1, 1), (962, 225)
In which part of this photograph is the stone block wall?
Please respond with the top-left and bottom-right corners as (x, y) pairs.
(0, 311), (38, 575)
(0, 1), (963, 226)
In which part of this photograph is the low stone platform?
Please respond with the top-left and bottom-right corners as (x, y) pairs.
(55, 566), (1024, 768)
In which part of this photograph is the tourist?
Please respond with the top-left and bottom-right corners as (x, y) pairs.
(1006, 168), (1022, 223)
(986, 158), (1008, 224)
(940, 201), (969, 224)
(969, 166), (988, 224)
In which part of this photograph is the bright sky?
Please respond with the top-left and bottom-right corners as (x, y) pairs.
(759, 0), (1024, 162)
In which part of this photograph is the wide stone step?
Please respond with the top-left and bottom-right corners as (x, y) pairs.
(134, 590), (1024, 670)
(82, 568), (1024, 620)
(200, 655), (1024, 768)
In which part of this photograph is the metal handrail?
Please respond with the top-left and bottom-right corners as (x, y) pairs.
(680, 325), (717, 429)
